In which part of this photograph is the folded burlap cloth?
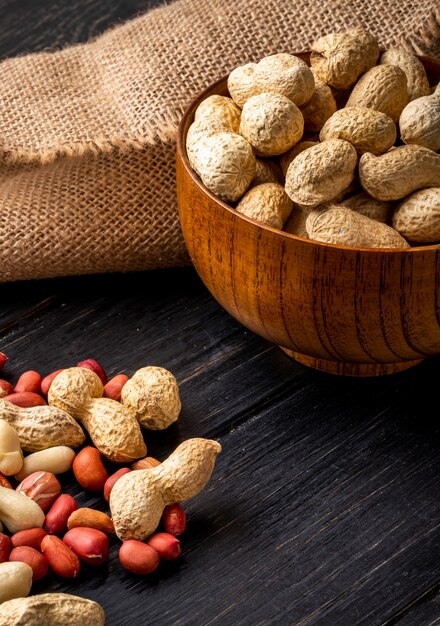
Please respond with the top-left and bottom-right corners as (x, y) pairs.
(0, 0), (438, 282)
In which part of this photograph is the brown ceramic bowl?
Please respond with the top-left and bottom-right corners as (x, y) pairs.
(176, 52), (440, 376)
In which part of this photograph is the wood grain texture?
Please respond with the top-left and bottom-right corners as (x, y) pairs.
(1, 2), (440, 625)
(176, 57), (440, 377)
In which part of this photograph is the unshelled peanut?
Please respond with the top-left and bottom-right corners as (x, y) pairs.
(0, 593), (105, 625)
(48, 368), (146, 462)
(110, 438), (221, 540)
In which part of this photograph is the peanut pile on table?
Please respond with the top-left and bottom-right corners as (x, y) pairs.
(186, 29), (440, 248)
(0, 353), (221, 624)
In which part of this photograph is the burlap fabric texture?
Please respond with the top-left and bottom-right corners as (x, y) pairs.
(0, 0), (439, 282)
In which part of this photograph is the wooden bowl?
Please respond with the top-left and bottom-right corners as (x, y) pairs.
(176, 53), (440, 376)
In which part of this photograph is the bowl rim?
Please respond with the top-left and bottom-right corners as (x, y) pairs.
(176, 54), (440, 255)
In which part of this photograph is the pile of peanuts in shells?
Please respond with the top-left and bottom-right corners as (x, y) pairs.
(0, 351), (221, 624)
(187, 29), (440, 248)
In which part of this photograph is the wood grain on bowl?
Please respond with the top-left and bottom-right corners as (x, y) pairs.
(176, 54), (440, 377)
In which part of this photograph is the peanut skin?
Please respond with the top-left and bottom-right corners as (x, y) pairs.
(110, 438), (221, 540)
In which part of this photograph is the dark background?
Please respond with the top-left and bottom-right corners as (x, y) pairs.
(1, 2), (440, 625)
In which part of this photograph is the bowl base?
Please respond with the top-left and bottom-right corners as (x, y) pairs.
(279, 347), (423, 377)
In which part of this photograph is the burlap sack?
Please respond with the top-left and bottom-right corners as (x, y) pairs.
(0, 0), (439, 282)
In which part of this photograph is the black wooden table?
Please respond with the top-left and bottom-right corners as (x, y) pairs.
(1, 2), (440, 625)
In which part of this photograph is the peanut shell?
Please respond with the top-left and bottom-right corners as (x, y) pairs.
(240, 93), (304, 157)
(121, 366), (181, 430)
(392, 188), (440, 243)
(0, 592), (105, 625)
(320, 107), (396, 155)
(359, 145), (440, 201)
(285, 139), (358, 208)
(236, 182), (293, 228)
(300, 80), (337, 133)
(380, 48), (430, 101)
(0, 402), (85, 452)
(310, 29), (379, 90)
(306, 205), (409, 248)
(345, 64), (409, 123)
(399, 91), (440, 152)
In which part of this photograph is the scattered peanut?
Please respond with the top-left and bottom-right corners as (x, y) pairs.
(40, 369), (65, 397)
(9, 545), (49, 581)
(0, 485), (45, 533)
(2, 392), (46, 408)
(121, 366), (181, 430)
(0, 472), (12, 489)
(147, 532), (181, 560)
(0, 420), (23, 476)
(0, 593), (105, 625)
(67, 508), (115, 535)
(103, 467), (132, 501)
(14, 370), (42, 394)
(0, 379), (13, 398)
(0, 561), (33, 604)
(11, 528), (48, 551)
(44, 494), (78, 535)
(14, 446), (75, 481)
(131, 456), (161, 470)
(103, 373), (129, 401)
(63, 527), (109, 566)
(0, 532), (12, 562)
(72, 446), (108, 491)
(16, 471), (61, 513)
(48, 368), (146, 462)
(110, 438), (221, 540)
(118, 540), (160, 575)
(41, 535), (81, 579)
(162, 503), (186, 536)
(76, 358), (107, 385)
(0, 401), (85, 452)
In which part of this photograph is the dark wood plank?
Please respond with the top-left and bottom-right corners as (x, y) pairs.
(2, 268), (440, 625)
